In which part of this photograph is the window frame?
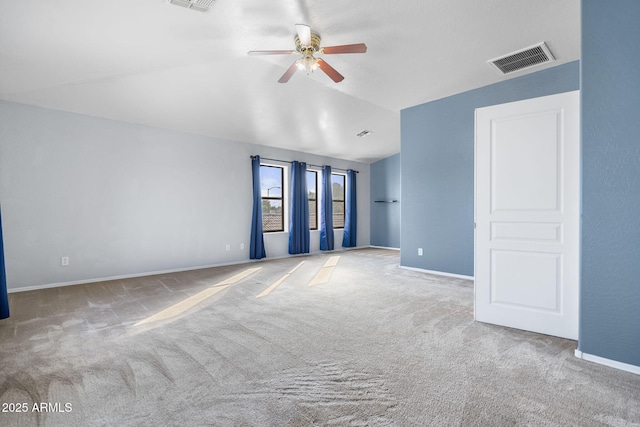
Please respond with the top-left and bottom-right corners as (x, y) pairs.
(260, 164), (285, 233)
(307, 170), (318, 231)
(331, 173), (346, 229)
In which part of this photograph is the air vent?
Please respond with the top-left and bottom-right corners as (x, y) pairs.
(167, 0), (215, 12)
(356, 130), (373, 138)
(488, 42), (555, 75)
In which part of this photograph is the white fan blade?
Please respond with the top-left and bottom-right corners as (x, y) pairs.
(295, 24), (311, 46)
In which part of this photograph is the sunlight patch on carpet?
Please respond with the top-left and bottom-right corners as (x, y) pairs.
(134, 267), (261, 326)
(256, 261), (305, 298)
(308, 256), (340, 286)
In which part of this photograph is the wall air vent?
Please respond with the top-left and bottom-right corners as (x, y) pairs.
(167, 0), (215, 12)
(488, 42), (555, 75)
(356, 130), (373, 138)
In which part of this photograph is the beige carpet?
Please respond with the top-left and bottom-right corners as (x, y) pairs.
(1, 248), (639, 426)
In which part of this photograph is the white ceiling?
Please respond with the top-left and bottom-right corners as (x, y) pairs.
(0, 0), (580, 163)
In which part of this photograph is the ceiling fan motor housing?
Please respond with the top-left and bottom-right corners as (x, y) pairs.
(295, 33), (321, 54)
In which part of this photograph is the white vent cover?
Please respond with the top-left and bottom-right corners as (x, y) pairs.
(488, 42), (555, 75)
(167, 0), (215, 12)
(356, 130), (373, 138)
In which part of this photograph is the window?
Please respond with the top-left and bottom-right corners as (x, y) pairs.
(260, 165), (284, 232)
(332, 173), (345, 229)
(307, 170), (318, 230)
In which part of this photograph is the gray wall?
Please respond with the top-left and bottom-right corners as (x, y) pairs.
(370, 153), (400, 248)
(400, 61), (580, 276)
(580, 1), (640, 367)
(0, 101), (370, 291)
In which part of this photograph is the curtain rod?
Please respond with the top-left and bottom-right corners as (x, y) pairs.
(250, 156), (359, 173)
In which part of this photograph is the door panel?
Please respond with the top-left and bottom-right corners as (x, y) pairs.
(490, 250), (560, 311)
(475, 91), (579, 340)
(491, 222), (562, 243)
(491, 113), (560, 212)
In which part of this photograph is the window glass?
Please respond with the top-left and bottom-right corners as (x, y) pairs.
(307, 171), (318, 230)
(332, 174), (345, 229)
(261, 165), (284, 232)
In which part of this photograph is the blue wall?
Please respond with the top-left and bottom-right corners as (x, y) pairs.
(371, 153), (401, 248)
(400, 61), (580, 276)
(580, 1), (640, 367)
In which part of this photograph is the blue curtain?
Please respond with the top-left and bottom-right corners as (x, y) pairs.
(319, 165), (334, 251)
(250, 156), (266, 260)
(289, 161), (310, 254)
(0, 205), (9, 319)
(342, 169), (357, 248)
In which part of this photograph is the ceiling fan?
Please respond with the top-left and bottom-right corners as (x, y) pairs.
(247, 24), (367, 83)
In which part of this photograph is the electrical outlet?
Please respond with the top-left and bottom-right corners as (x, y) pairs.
(240, 243), (245, 250)
(61, 256), (69, 266)
(418, 248), (423, 256)
(225, 244), (230, 251)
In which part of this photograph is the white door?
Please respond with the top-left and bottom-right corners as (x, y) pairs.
(474, 91), (580, 340)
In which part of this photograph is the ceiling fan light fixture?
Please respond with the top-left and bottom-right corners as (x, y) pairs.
(296, 55), (319, 74)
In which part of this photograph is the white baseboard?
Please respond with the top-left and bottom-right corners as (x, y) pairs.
(400, 265), (474, 281)
(369, 245), (400, 251)
(7, 259), (255, 293)
(7, 245), (373, 294)
(260, 244), (368, 262)
(574, 350), (640, 375)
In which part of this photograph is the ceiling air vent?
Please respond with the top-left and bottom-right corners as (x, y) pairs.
(167, 0), (215, 12)
(356, 130), (373, 138)
(488, 42), (555, 75)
